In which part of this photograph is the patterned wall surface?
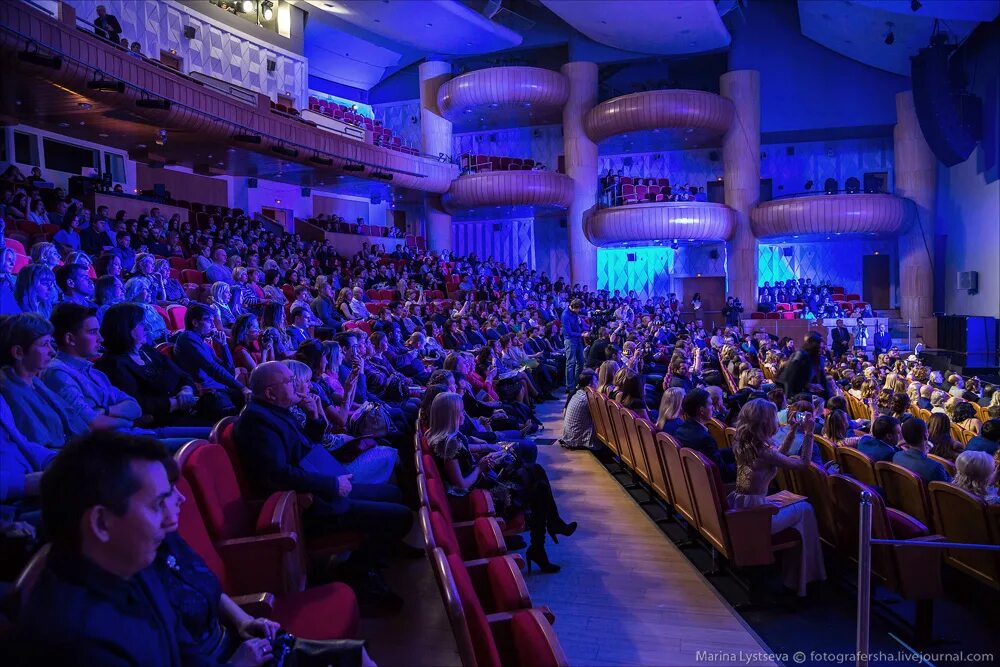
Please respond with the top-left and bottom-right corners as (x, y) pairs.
(758, 238), (899, 305)
(596, 243), (728, 299)
(64, 0), (307, 106)
(372, 99), (422, 152)
(598, 136), (894, 199)
(533, 216), (571, 282)
(453, 125), (564, 172)
(453, 218), (536, 269)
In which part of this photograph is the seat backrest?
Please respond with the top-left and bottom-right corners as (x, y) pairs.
(447, 552), (502, 667)
(658, 432), (696, 526)
(928, 482), (1000, 588)
(927, 453), (957, 478)
(165, 305), (187, 331)
(510, 608), (570, 667)
(875, 461), (933, 527)
(429, 510), (461, 557)
(601, 398), (620, 457)
(706, 418), (729, 450)
(788, 462), (837, 548)
(620, 409), (649, 483)
(608, 401), (633, 468)
(429, 549), (485, 667)
(426, 474), (456, 525)
(829, 474), (906, 588)
(813, 434), (838, 464)
(680, 448), (729, 555)
(180, 441), (254, 541)
(584, 390), (604, 445)
(210, 417), (260, 500)
(9, 543), (51, 621)
(175, 477), (232, 591)
(636, 419), (669, 503)
(835, 446), (879, 489)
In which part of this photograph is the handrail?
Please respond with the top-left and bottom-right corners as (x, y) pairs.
(771, 187), (892, 201)
(855, 492), (1000, 667)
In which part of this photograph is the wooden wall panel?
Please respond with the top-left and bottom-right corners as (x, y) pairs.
(585, 202), (735, 247)
(136, 165), (228, 207)
(750, 193), (914, 239)
(443, 171), (574, 211)
(585, 89), (733, 144)
(437, 66), (569, 123)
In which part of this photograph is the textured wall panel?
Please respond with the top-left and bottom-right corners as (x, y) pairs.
(534, 216), (572, 283)
(585, 202), (735, 247)
(65, 0), (307, 106)
(596, 244), (728, 300)
(443, 171), (574, 211)
(585, 89), (733, 144)
(437, 66), (569, 123)
(453, 124), (563, 174)
(750, 193), (914, 238)
(373, 99), (422, 150)
(453, 218), (535, 269)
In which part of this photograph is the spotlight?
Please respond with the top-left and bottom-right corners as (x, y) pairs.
(233, 133), (262, 144)
(910, 0), (921, 11)
(261, 0), (274, 20)
(155, 129), (168, 146)
(351, 104), (359, 111)
(271, 145), (299, 158)
(87, 76), (125, 93)
(804, 180), (814, 190)
(309, 154), (333, 166)
(372, 171), (393, 181)
(241, 0), (255, 13)
(343, 163), (364, 172)
(18, 48), (62, 70)
(884, 22), (895, 45)
(136, 98), (171, 110)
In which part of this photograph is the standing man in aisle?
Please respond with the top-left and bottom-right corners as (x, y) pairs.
(561, 299), (586, 391)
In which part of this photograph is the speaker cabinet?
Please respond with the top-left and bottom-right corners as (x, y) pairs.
(911, 43), (983, 167)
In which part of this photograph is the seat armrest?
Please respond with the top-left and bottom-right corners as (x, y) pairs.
(232, 592), (275, 617)
(724, 505), (780, 568)
(217, 533), (299, 595)
(295, 493), (315, 510)
(255, 491), (298, 535)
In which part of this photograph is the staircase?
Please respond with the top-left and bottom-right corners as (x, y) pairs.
(875, 309), (914, 351)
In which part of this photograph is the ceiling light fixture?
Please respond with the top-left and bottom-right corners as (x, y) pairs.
(272, 145), (298, 158)
(310, 154), (333, 166)
(910, 0), (922, 11)
(18, 46), (62, 70)
(241, 0), (255, 13)
(884, 22), (895, 45)
(343, 163), (364, 172)
(136, 97), (171, 110)
(261, 0), (274, 21)
(88, 74), (125, 93)
(233, 132), (262, 144)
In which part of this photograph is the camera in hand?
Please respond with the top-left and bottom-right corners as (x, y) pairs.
(272, 633), (296, 667)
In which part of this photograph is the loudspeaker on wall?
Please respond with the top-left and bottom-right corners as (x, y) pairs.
(247, 177), (258, 188)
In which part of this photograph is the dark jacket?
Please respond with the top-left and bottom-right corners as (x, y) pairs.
(892, 448), (950, 482)
(857, 435), (898, 463)
(95, 346), (197, 425)
(965, 435), (999, 456)
(831, 326), (851, 354)
(310, 296), (343, 330)
(173, 331), (242, 395)
(235, 397), (349, 512)
(777, 350), (825, 397)
(673, 419), (736, 482)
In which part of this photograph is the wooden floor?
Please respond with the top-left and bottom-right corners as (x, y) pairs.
(524, 399), (779, 667)
(364, 396), (777, 667)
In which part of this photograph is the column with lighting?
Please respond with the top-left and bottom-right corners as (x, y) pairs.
(894, 90), (937, 346)
(720, 69), (760, 310)
(561, 61), (598, 288)
(419, 60), (454, 253)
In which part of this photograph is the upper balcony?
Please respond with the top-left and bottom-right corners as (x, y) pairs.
(443, 169), (574, 216)
(750, 193), (915, 240)
(0, 0), (457, 193)
(437, 66), (569, 131)
(585, 201), (735, 247)
(585, 89), (734, 152)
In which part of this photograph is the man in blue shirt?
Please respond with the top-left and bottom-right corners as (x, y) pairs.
(672, 388), (736, 482)
(892, 417), (950, 482)
(560, 299), (586, 391)
(965, 419), (1000, 456)
(856, 415), (901, 463)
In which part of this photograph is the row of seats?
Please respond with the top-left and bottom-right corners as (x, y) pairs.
(414, 432), (567, 667)
(461, 155), (539, 173)
(306, 97), (419, 156)
(586, 389), (946, 635)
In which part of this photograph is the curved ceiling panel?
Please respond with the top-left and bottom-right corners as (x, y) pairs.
(585, 202), (735, 247)
(437, 67), (569, 130)
(750, 194), (915, 239)
(443, 171), (574, 211)
(306, 0), (522, 55)
(585, 89), (733, 145)
(539, 0), (730, 55)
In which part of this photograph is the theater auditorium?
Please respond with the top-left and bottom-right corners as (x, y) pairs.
(0, 1), (999, 666)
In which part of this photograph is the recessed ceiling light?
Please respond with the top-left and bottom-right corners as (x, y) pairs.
(374, 18), (380, 22)
(425, 23), (432, 27)
(78, 102), (92, 109)
(600, 20), (607, 24)
(98, 132), (109, 138)
(57, 122), (69, 128)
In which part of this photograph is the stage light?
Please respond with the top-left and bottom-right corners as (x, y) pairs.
(88, 76), (125, 93)
(233, 133), (262, 144)
(18, 48), (62, 70)
(261, 0), (274, 20)
(136, 98), (171, 110)
(884, 23), (895, 45)
(343, 163), (364, 172)
(272, 145), (299, 158)
(242, 0), (255, 13)
(372, 171), (393, 181)
(310, 154), (333, 166)
(910, 0), (922, 11)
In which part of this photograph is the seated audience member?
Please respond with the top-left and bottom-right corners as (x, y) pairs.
(95, 303), (213, 428)
(312, 276), (345, 332)
(730, 398), (825, 596)
(174, 303), (250, 416)
(673, 388), (736, 482)
(0, 393), (55, 508)
(288, 306), (312, 349)
(856, 415), (901, 463)
(209, 281), (237, 330)
(234, 361), (413, 608)
(965, 419), (1000, 456)
(927, 412), (963, 461)
(110, 232), (136, 272)
(655, 387), (685, 434)
(94, 274), (125, 322)
(0, 313), (89, 449)
(14, 263), (58, 318)
(55, 262), (96, 307)
(204, 245), (233, 285)
(560, 369), (597, 450)
(52, 210), (82, 254)
(953, 400), (982, 434)
(14, 433), (187, 665)
(891, 417), (950, 482)
(951, 450), (999, 504)
(80, 217), (114, 256)
(614, 370), (650, 421)
(124, 277), (168, 345)
(154, 258), (187, 305)
(231, 313), (272, 372)
(1, 247), (19, 314)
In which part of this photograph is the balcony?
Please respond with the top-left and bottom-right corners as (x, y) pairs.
(585, 201), (735, 247)
(443, 170), (574, 213)
(437, 66), (569, 130)
(750, 193), (914, 240)
(585, 89), (734, 149)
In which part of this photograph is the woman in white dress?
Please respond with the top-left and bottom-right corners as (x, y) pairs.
(729, 398), (826, 596)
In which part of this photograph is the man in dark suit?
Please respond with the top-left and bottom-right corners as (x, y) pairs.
(80, 217), (114, 256)
(778, 331), (828, 398)
(965, 419), (1000, 456)
(287, 306), (311, 350)
(672, 388), (736, 482)
(873, 324), (892, 355)
(856, 415), (901, 463)
(94, 5), (123, 43)
(173, 303), (249, 413)
(892, 418), (950, 482)
(15, 432), (225, 666)
(235, 362), (412, 609)
(830, 319), (851, 359)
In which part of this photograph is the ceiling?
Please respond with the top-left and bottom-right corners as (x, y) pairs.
(798, 0), (998, 76)
(538, 0), (731, 55)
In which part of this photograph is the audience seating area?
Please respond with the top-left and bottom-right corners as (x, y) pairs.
(460, 155), (541, 173)
(307, 97), (419, 155)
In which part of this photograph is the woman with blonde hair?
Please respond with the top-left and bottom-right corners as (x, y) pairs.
(951, 451), (996, 503)
(822, 409), (860, 447)
(427, 392), (576, 573)
(13, 263), (58, 318)
(927, 412), (963, 461)
(209, 281), (236, 329)
(730, 399), (826, 596)
(655, 387), (685, 433)
(596, 360), (621, 397)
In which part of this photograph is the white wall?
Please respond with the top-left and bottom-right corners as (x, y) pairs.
(1, 124), (135, 190)
(939, 145), (1000, 318)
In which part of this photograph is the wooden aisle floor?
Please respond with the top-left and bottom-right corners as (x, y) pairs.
(526, 399), (779, 667)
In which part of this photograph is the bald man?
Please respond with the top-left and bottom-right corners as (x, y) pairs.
(235, 361), (414, 609)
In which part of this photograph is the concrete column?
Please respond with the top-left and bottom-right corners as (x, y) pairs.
(894, 91), (937, 347)
(720, 70), (760, 311)
(561, 61), (599, 289)
(419, 60), (454, 253)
